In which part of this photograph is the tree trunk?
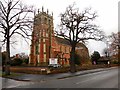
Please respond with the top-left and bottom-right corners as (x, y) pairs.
(5, 38), (10, 75)
(70, 45), (76, 73)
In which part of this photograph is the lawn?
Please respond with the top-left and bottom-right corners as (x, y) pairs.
(0, 70), (23, 77)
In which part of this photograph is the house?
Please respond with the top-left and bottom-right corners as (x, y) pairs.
(98, 56), (110, 64)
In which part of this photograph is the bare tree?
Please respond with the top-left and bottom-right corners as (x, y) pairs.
(109, 32), (120, 54)
(108, 32), (120, 62)
(56, 4), (105, 73)
(0, 0), (33, 75)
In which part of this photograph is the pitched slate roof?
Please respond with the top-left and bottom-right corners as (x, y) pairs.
(55, 36), (70, 46)
(55, 36), (87, 49)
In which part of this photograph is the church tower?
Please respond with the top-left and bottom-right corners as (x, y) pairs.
(29, 7), (54, 66)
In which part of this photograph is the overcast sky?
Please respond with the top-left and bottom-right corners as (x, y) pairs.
(22, 0), (118, 34)
(0, 0), (119, 56)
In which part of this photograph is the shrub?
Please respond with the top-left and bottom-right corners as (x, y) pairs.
(11, 58), (23, 66)
(91, 51), (100, 64)
(112, 60), (118, 64)
(23, 58), (29, 64)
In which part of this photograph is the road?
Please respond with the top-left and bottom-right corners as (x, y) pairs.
(8, 67), (118, 88)
(2, 77), (33, 89)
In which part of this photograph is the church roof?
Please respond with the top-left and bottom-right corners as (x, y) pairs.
(55, 36), (70, 46)
(55, 36), (87, 49)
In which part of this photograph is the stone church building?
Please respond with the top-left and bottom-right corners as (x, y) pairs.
(29, 8), (90, 66)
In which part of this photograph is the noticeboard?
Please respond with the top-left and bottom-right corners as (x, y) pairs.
(49, 58), (58, 65)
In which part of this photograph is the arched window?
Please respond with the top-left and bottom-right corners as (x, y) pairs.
(44, 17), (47, 24)
(48, 20), (51, 25)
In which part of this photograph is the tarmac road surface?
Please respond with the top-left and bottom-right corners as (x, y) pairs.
(9, 67), (119, 88)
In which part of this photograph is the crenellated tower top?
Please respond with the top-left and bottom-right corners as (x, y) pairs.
(34, 7), (53, 27)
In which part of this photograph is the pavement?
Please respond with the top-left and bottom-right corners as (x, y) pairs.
(2, 67), (117, 82)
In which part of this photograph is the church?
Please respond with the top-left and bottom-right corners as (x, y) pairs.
(29, 8), (90, 66)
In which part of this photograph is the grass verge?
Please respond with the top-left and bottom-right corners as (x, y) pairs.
(0, 71), (23, 77)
